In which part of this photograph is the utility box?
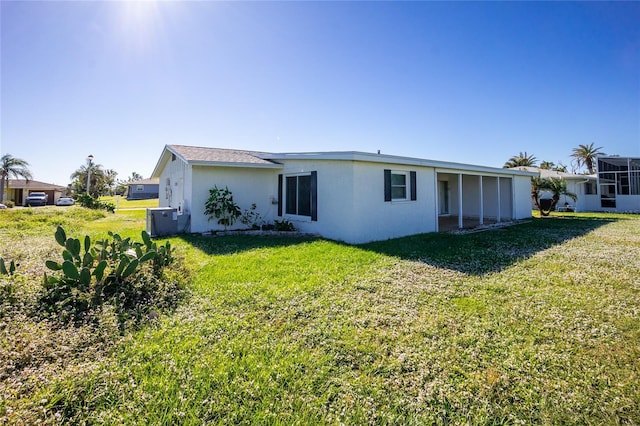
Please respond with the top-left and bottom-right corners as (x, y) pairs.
(146, 208), (178, 237)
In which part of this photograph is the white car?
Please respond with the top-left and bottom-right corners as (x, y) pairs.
(56, 197), (75, 206)
(0, 203), (7, 209)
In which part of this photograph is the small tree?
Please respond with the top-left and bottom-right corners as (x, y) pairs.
(531, 177), (577, 217)
(204, 186), (241, 230)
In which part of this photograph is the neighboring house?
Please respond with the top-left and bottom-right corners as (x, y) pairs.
(511, 167), (600, 212)
(4, 179), (65, 206)
(127, 178), (160, 200)
(151, 145), (536, 244)
(596, 156), (640, 212)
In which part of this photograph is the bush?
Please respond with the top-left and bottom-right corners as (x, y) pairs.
(240, 203), (263, 229)
(204, 186), (241, 230)
(273, 219), (295, 231)
(3, 200), (15, 208)
(75, 194), (115, 213)
(39, 226), (186, 327)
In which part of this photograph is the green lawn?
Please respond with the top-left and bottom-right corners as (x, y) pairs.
(1, 209), (639, 424)
(100, 196), (159, 209)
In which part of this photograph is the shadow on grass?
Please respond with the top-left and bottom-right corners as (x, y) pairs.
(175, 217), (616, 276)
(177, 233), (316, 256)
(359, 216), (616, 275)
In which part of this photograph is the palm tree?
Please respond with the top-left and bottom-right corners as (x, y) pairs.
(531, 177), (577, 217)
(539, 161), (555, 170)
(571, 143), (604, 174)
(0, 154), (33, 202)
(504, 152), (537, 168)
(70, 162), (106, 197)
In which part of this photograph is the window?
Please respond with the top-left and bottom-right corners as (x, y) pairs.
(584, 181), (597, 195)
(391, 173), (407, 200)
(384, 170), (417, 202)
(279, 172), (317, 221)
(136, 185), (145, 191)
(286, 175), (311, 216)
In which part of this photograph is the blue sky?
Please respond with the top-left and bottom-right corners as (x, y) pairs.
(2, 1), (639, 186)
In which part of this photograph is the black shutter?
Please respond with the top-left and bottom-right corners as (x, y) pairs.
(410, 171), (417, 201)
(310, 171), (318, 221)
(384, 169), (391, 202)
(277, 174), (283, 216)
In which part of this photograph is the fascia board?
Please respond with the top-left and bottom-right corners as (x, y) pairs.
(188, 160), (283, 169)
(265, 151), (537, 177)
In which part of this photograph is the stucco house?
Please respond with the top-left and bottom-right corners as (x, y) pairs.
(513, 156), (640, 214)
(511, 167), (600, 212)
(126, 178), (160, 200)
(3, 179), (66, 206)
(151, 145), (536, 244)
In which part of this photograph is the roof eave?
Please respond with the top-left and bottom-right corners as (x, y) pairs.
(265, 151), (536, 176)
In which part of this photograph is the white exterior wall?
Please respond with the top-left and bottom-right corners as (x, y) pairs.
(614, 195), (640, 212)
(350, 162), (437, 243)
(571, 180), (601, 212)
(190, 166), (279, 233)
(511, 175), (532, 219)
(158, 156), (189, 212)
(279, 159), (356, 242)
(500, 178), (513, 219)
(580, 195), (600, 211)
(462, 175), (480, 218)
(279, 160), (438, 244)
(481, 177), (500, 219)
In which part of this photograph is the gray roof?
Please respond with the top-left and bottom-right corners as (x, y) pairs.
(168, 145), (277, 165)
(128, 178), (159, 185)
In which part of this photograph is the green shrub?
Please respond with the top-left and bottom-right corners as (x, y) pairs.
(40, 226), (185, 327)
(240, 203), (263, 229)
(274, 219), (295, 231)
(3, 200), (15, 208)
(75, 193), (115, 213)
(204, 186), (241, 230)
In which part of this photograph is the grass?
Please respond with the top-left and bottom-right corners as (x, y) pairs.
(100, 196), (159, 210)
(1, 210), (639, 424)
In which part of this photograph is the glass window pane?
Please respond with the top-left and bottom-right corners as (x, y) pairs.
(286, 177), (297, 214)
(391, 186), (406, 199)
(391, 173), (406, 186)
(297, 175), (311, 216)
